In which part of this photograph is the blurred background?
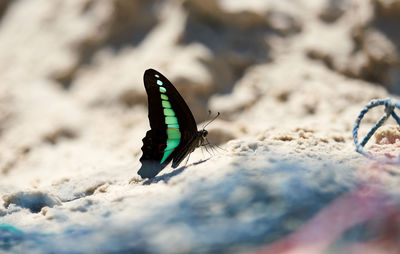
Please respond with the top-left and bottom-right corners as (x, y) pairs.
(1, 0), (399, 175)
(0, 0), (400, 253)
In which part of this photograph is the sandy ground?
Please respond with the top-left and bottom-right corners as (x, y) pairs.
(0, 0), (400, 253)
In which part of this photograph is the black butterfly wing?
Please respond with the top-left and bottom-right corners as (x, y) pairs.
(138, 69), (198, 178)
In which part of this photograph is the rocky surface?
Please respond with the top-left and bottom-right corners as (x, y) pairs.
(0, 0), (399, 253)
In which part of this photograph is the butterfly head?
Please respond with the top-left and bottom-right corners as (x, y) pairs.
(197, 129), (208, 148)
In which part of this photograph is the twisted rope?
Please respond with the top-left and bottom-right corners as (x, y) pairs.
(353, 98), (400, 164)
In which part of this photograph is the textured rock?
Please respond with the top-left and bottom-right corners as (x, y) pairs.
(3, 191), (61, 213)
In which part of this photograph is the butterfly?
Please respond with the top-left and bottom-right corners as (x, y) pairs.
(138, 69), (209, 179)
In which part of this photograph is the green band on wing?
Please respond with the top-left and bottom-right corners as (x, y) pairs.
(160, 124), (181, 164)
(167, 128), (181, 139)
(165, 116), (178, 124)
(158, 84), (182, 164)
(160, 137), (181, 164)
(161, 150), (173, 164)
(166, 139), (180, 149)
(168, 124), (179, 128)
(162, 100), (171, 108)
(164, 108), (175, 116)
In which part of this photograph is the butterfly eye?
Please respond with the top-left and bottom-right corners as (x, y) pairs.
(203, 130), (208, 137)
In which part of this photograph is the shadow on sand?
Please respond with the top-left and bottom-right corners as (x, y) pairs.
(143, 158), (210, 185)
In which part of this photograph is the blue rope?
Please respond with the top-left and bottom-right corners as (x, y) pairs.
(353, 98), (400, 164)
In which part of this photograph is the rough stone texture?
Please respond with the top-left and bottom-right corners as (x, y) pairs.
(0, 0), (399, 253)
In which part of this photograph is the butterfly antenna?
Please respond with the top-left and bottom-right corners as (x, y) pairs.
(201, 110), (212, 129)
(203, 112), (220, 130)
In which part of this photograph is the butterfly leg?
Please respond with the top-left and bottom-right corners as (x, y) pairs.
(200, 145), (205, 158)
(184, 152), (191, 167)
(204, 142), (213, 156)
(205, 137), (226, 152)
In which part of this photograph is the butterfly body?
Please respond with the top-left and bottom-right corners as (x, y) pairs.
(138, 69), (207, 179)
